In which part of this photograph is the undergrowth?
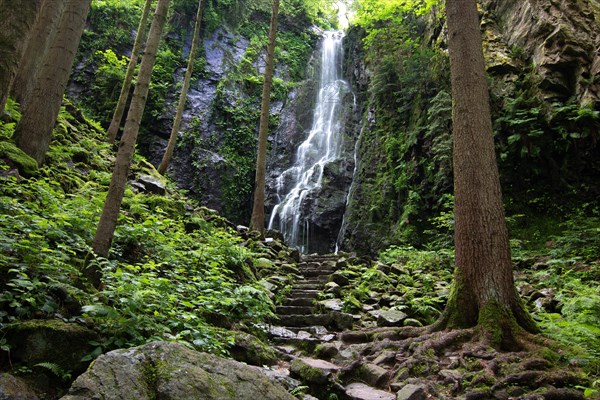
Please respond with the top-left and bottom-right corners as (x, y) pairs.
(0, 100), (279, 360)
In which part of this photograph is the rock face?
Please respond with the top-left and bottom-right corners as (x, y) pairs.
(60, 341), (295, 400)
(338, 0), (600, 254)
(483, 0), (600, 103)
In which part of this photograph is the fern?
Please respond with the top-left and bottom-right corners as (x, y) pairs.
(34, 362), (72, 381)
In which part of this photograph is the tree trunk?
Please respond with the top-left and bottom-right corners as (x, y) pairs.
(431, 0), (538, 347)
(106, 0), (153, 144)
(158, 0), (205, 175)
(250, 0), (280, 234)
(0, 0), (43, 113)
(13, 0), (92, 165)
(92, 0), (171, 275)
(11, 0), (67, 107)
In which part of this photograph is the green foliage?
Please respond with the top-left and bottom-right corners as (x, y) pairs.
(341, 247), (453, 324)
(0, 101), (282, 359)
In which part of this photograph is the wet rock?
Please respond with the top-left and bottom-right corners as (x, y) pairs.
(344, 382), (395, 400)
(60, 341), (295, 400)
(376, 309), (408, 327)
(0, 373), (39, 400)
(396, 383), (427, 400)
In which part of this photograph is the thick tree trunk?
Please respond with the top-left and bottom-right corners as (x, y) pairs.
(106, 0), (153, 144)
(431, 0), (538, 346)
(13, 0), (92, 165)
(158, 0), (205, 175)
(12, 0), (67, 107)
(0, 0), (43, 113)
(250, 0), (280, 234)
(92, 0), (171, 275)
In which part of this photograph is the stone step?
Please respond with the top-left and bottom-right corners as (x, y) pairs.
(300, 269), (337, 278)
(277, 312), (354, 330)
(290, 289), (321, 298)
(285, 297), (315, 307)
(293, 282), (324, 290)
(276, 305), (314, 315)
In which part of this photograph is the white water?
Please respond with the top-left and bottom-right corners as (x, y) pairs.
(268, 31), (349, 252)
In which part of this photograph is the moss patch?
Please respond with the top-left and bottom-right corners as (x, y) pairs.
(0, 141), (38, 175)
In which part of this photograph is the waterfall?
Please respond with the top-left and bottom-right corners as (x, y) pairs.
(268, 31), (349, 253)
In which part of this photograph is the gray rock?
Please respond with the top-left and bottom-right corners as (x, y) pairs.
(360, 363), (389, 387)
(0, 373), (39, 400)
(137, 174), (166, 194)
(345, 382), (395, 400)
(289, 357), (341, 385)
(377, 309), (408, 327)
(60, 341), (295, 400)
(319, 298), (343, 311)
(439, 369), (463, 383)
(396, 383), (427, 400)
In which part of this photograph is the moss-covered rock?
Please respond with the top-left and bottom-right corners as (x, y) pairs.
(4, 319), (96, 374)
(0, 141), (38, 176)
(60, 341), (295, 400)
(0, 373), (39, 400)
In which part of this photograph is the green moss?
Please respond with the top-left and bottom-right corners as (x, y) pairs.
(0, 141), (38, 175)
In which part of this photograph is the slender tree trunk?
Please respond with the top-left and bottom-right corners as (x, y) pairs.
(0, 0), (43, 113)
(250, 0), (280, 234)
(92, 0), (171, 275)
(158, 0), (205, 175)
(12, 0), (67, 107)
(431, 0), (537, 346)
(106, 0), (153, 144)
(13, 0), (92, 165)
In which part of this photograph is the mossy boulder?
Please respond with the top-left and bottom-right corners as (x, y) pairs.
(0, 373), (39, 400)
(4, 319), (96, 374)
(60, 341), (295, 400)
(229, 332), (277, 366)
(0, 141), (38, 176)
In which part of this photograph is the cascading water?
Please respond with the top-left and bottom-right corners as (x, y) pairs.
(268, 31), (350, 253)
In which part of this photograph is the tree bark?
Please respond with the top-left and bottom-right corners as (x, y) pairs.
(250, 0), (280, 234)
(11, 0), (67, 107)
(0, 0), (43, 113)
(92, 0), (171, 273)
(13, 0), (92, 165)
(106, 0), (153, 144)
(157, 0), (205, 175)
(431, 0), (538, 347)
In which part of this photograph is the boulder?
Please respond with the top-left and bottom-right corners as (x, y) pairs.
(377, 309), (408, 327)
(229, 332), (277, 366)
(290, 357), (341, 385)
(60, 341), (295, 400)
(137, 174), (166, 195)
(5, 320), (96, 375)
(0, 373), (39, 400)
(359, 363), (389, 387)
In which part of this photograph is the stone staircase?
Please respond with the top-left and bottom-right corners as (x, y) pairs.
(269, 254), (353, 353)
(266, 254), (406, 400)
